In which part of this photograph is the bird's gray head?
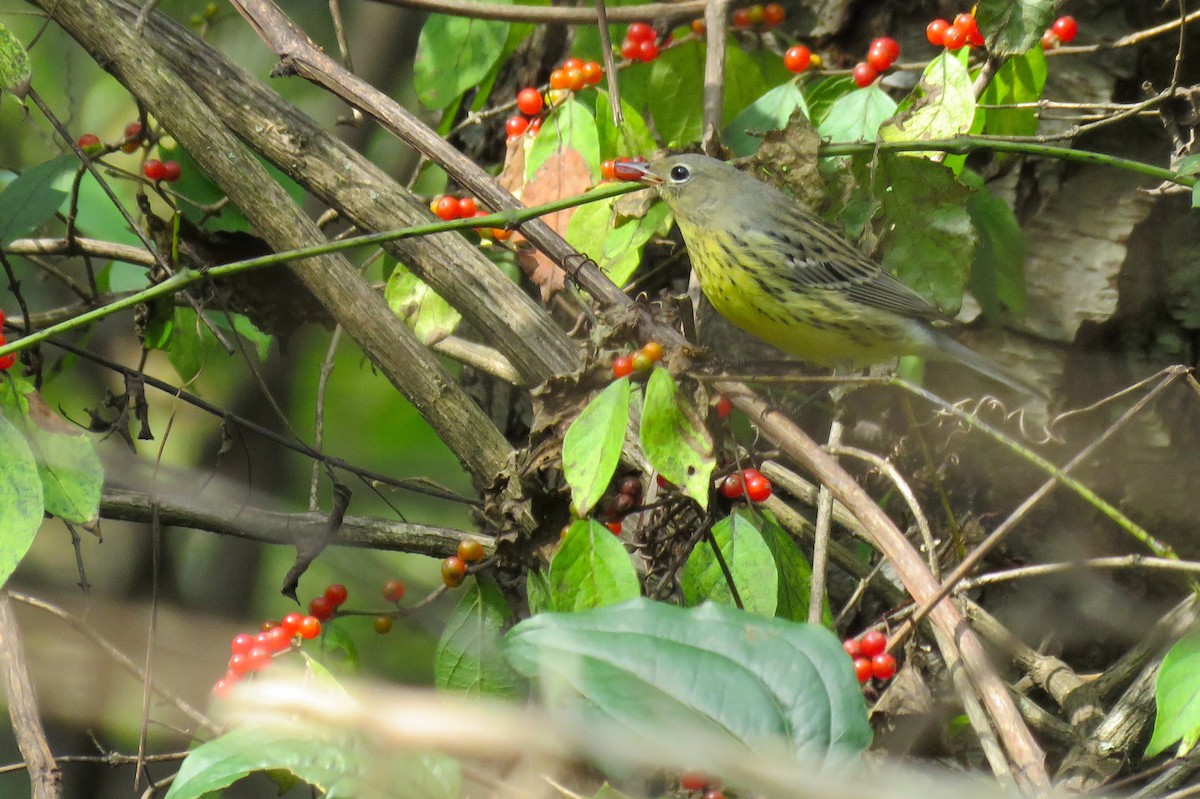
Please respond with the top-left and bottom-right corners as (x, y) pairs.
(627, 154), (751, 221)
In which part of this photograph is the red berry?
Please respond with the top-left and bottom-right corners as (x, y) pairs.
(263, 625), (291, 652)
(620, 38), (639, 60)
(281, 613), (304, 636)
(298, 615), (322, 639)
(121, 121), (143, 153)
(636, 40), (659, 62)
(458, 197), (478, 217)
(231, 633), (254, 655)
(843, 638), (863, 658)
(851, 62), (877, 88)
(516, 87), (543, 116)
(505, 116), (529, 138)
(246, 646), (272, 672)
(582, 61), (604, 85)
(942, 23), (967, 50)
(76, 133), (101, 154)
(871, 652), (897, 680)
(853, 656), (873, 683)
(612, 356), (634, 378)
(605, 520), (622, 535)
(783, 45), (811, 74)
(601, 159), (616, 180)
(691, 19), (706, 35)
(626, 21), (654, 42)
(142, 159), (166, 181)
(954, 13), (983, 46)
(763, 2), (785, 26)
(731, 7), (751, 27)
(383, 579), (406, 602)
(743, 472), (772, 503)
(561, 56), (584, 72)
(457, 538), (485, 562)
(442, 556), (467, 588)
(439, 196), (464, 221)
(213, 678), (235, 698)
(611, 157), (644, 181)
(1041, 30), (1059, 50)
(550, 68), (570, 89)
(715, 396), (732, 418)
(680, 772), (708, 791)
(925, 18), (949, 46)
(324, 583), (349, 607)
(868, 37), (899, 70)
(161, 161), (182, 182)
(719, 473), (744, 499)
(859, 629), (887, 657)
(228, 653), (251, 676)
(0, 354), (12, 372)
(308, 594), (335, 620)
(746, 4), (765, 25)
(564, 67), (586, 91)
(374, 615), (393, 634)
(1051, 15), (1077, 44)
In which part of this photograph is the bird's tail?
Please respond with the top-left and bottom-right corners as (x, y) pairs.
(930, 332), (1046, 399)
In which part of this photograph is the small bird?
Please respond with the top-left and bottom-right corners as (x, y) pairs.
(628, 154), (1040, 396)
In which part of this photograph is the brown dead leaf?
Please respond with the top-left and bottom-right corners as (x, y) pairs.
(512, 147), (593, 302)
(26, 392), (83, 436)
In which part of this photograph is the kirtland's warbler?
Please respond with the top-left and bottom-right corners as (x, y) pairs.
(629, 154), (1038, 396)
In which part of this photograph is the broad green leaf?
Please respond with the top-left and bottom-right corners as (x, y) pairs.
(562, 377), (631, 516)
(0, 154), (74, 246)
(757, 510), (829, 625)
(384, 260), (463, 345)
(1147, 625), (1200, 758)
(503, 599), (872, 762)
(877, 156), (975, 313)
(879, 52), (974, 149)
(803, 76), (857, 127)
(527, 569), (554, 615)
(0, 383), (101, 526)
(436, 575), (525, 696)
(566, 195), (671, 287)
(0, 22), (30, 101)
(595, 92), (656, 160)
(818, 86), (897, 143)
(682, 508), (778, 616)
(164, 724), (461, 799)
(319, 621), (362, 674)
(976, 0), (1055, 58)
(527, 99), (600, 183)
(725, 82), (809, 158)
(413, 12), (510, 110)
(0, 414), (43, 588)
(547, 519), (640, 612)
(650, 41), (765, 147)
(979, 47), (1047, 138)
(967, 183), (1026, 318)
(165, 307), (205, 383)
(639, 368), (714, 509)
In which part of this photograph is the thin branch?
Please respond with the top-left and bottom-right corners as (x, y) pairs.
(0, 592), (61, 799)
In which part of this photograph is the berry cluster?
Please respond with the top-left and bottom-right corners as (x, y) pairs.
(679, 771), (725, 799)
(730, 3), (785, 29)
(620, 22), (661, 63)
(718, 467), (773, 502)
(214, 609), (323, 697)
(611, 340), (665, 379)
(373, 578), (407, 635)
(0, 309), (15, 371)
(506, 87), (546, 141)
(843, 629), (897, 684)
(1041, 15), (1078, 50)
(430, 194), (512, 241)
(601, 474), (644, 536)
(851, 36), (900, 87)
(441, 537), (486, 589)
(550, 57), (606, 91)
(307, 582), (349, 621)
(142, 159), (182, 183)
(925, 13), (984, 51)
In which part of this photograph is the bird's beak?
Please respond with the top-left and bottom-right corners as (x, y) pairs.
(622, 161), (662, 186)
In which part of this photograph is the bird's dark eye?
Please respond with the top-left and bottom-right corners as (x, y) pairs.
(669, 165), (690, 182)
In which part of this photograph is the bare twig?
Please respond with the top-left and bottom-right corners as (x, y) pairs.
(0, 593), (61, 799)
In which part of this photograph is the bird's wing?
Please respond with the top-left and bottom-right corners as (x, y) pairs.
(763, 218), (947, 321)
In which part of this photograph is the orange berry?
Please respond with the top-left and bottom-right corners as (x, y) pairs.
(374, 616), (393, 635)
(516, 87), (543, 116)
(641, 341), (664, 362)
(457, 538), (485, 562)
(441, 556), (467, 588)
(783, 44), (811, 73)
(612, 356), (634, 379)
(564, 67), (585, 91)
(691, 19), (706, 35)
(561, 56), (584, 71)
(763, 3), (785, 26)
(550, 69), (570, 90)
(582, 61), (603, 85)
(601, 159), (616, 180)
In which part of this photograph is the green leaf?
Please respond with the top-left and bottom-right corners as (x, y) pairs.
(0, 154), (74, 246)
(877, 156), (975, 313)
(1147, 625), (1200, 758)
(0, 383), (101, 526)
(979, 47), (1047, 138)
(547, 520), (640, 612)
(725, 82), (809, 158)
(566, 196), (671, 287)
(639, 368), (715, 509)
(817, 86), (897, 143)
(0, 414), (43, 589)
(682, 508), (778, 616)
(757, 510), (829, 625)
(976, 0), (1055, 58)
(384, 260), (463, 345)
(527, 569), (554, 615)
(649, 42), (765, 147)
(165, 307), (205, 383)
(503, 599), (872, 762)
(967, 183), (1026, 318)
(879, 52), (974, 149)
(164, 724), (462, 799)
(413, 12), (510, 110)
(803, 76), (857, 127)
(562, 377), (631, 517)
(436, 575), (525, 696)
(595, 92), (657, 160)
(0, 22), (30, 101)
(526, 99), (600, 183)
